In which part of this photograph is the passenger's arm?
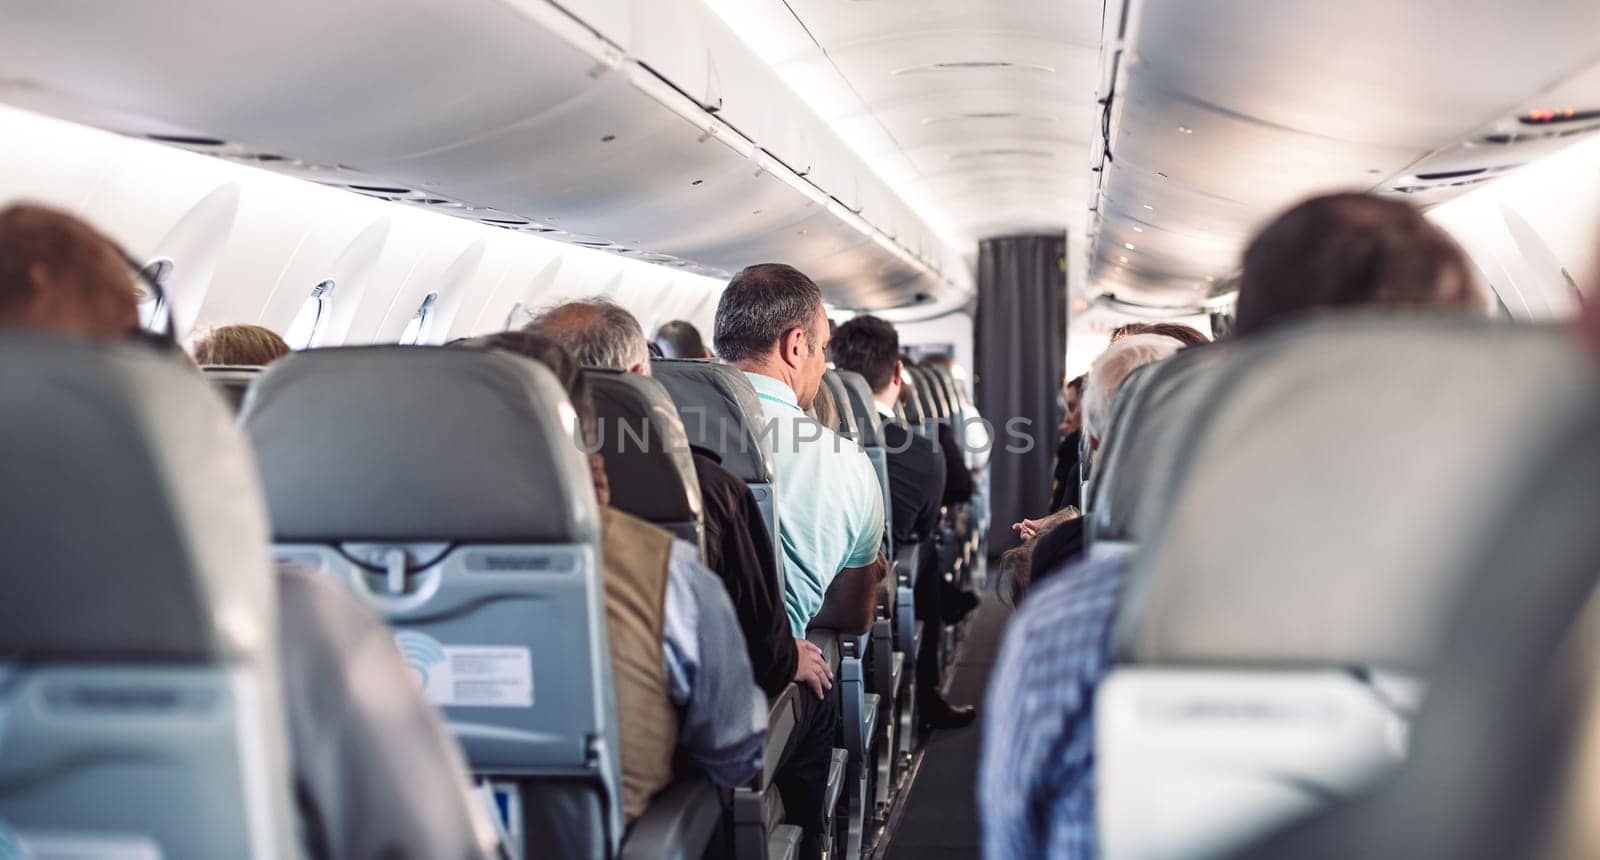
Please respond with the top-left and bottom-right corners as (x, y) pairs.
(277, 571), (496, 860)
(725, 473), (801, 697)
(660, 542), (767, 788)
(806, 553), (888, 635)
(807, 461), (889, 635)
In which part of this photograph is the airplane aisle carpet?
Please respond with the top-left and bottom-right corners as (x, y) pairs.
(883, 594), (1011, 859)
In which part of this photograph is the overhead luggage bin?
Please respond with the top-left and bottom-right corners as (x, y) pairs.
(0, 0), (971, 313)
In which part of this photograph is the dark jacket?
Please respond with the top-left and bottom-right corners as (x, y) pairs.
(881, 421), (946, 547)
(1049, 430), (1082, 513)
(691, 448), (798, 697)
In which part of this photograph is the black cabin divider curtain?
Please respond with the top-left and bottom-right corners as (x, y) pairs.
(975, 233), (1067, 553)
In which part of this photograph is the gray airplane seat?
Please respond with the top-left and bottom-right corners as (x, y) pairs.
(650, 359), (783, 584)
(823, 370), (861, 440)
(650, 359), (833, 857)
(1083, 343), (1232, 560)
(901, 367), (936, 436)
(0, 334), (296, 858)
(240, 346), (626, 859)
(1229, 343), (1600, 860)
(200, 363), (264, 413)
(583, 368), (705, 553)
(1096, 315), (1599, 860)
(831, 368), (911, 803)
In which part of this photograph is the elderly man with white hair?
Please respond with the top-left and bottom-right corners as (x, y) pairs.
(1015, 333), (1184, 542)
(979, 332), (1184, 860)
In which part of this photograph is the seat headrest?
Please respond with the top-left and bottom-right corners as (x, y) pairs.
(925, 365), (961, 412)
(1117, 315), (1600, 671)
(821, 370), (859, 439)
(0, 333), (275, 661)
(1088, 345), (1232, 542)
(831, 369), (884, 448)
(909, 366), (949, 420)
(900, 375), (928, 424)
(201, 364), (264, 413)
(651, 359), (775, 484)
(585, 369), (702, 526)
(241, 346), (598, 544)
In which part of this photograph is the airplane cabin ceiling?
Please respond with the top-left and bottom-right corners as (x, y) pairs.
(1091, 0), (1600, 309)
(702, 0), (1102, 248)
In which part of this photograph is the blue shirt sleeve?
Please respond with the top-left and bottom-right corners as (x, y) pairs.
(661, 539), (767, 788)
(979, 557), (1125, 860)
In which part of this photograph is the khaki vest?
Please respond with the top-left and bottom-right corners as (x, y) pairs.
(599, 507), (681, 822)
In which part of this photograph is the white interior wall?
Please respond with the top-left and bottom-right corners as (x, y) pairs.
(1429, 134), (1600, 320)
(0, 104), (728, 348)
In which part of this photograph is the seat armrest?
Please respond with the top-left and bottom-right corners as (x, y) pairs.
(806, 628), (842, 673)
(760, 685), (802, 788)
(620, 775), (724, 860)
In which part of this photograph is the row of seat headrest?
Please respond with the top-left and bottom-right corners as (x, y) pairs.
(1103, 314), (1600, 673)
(241, 346), (599, 545)
(2, 333), (960, 665)
(1, 333), (275, 661)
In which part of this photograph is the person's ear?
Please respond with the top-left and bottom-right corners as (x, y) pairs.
(892, 361), (903, 386)
(627, 361), (648, 376)
(781, 326), (806, 369)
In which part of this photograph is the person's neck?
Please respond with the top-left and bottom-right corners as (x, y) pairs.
(733, 355), (799, 398)
(872, 390), (896, 410)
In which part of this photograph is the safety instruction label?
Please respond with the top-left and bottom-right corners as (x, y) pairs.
(395, 631), (533, 708)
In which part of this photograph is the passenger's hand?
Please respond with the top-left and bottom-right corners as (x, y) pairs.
(1013, 518), (1044, 542)
(794, 637), (833, 699)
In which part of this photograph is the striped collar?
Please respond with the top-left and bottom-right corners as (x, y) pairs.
(744, 371), (803, 415)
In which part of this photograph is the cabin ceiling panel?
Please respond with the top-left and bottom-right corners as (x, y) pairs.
(706, 0), (1103, 251)
(0, 0), (974, 310)
(1129, 0), (1600, 150)
(1091, 0), (1600, 307)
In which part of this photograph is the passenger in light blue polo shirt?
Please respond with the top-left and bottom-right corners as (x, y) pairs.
(713, 263), (887, 638)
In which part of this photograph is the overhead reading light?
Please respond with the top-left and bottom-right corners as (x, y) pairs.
(1520, 107), (1600, 125)
(892, 60), (1056, 76)
(1123, 242), (1136, 250)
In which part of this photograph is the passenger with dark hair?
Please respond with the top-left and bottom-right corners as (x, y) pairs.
(192, 323), (291, 366)
(714, 263), (886, 857)
(831, 316), (975, 730)
(713, 263), (887, 638)
(1, 203), (496, 860)
(981, 192), (1482, 860)
(905, 351), (975, 506)
(1047, 374), (1086, 514)
(654, 318), (712, 358)
(471, 330), (764, 824)
(1109, 320), (1212, 347)
(1233, 192), (1479, 335)
(526, 299), (826, 701)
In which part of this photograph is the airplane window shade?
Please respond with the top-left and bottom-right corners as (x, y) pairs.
(285, 280), (334, 350)
(399, 291), (439, 345)
(136, 257), (174, 333)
